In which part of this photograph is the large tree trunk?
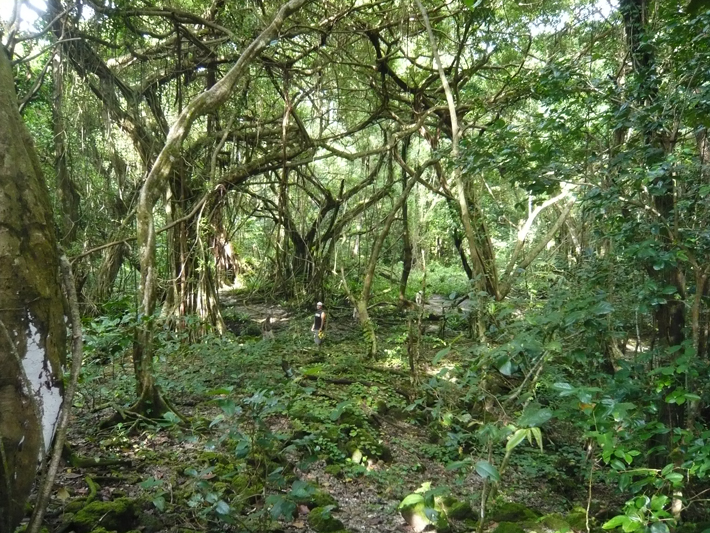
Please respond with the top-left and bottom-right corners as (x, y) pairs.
(0, 47), (66, 533)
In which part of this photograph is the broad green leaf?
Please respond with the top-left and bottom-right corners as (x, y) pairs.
(475, 460), (500, 482)
(553, 382), (575, 396)
(399, 493), (425, 509)
(506, 429), (527, 452)
(446, 459), (472, 471)
(140, 477), (164, 489)
(664, 472), (683, 484)
(498, 358), (513, 376)
(433, 347), (451, 364)
(266, 494), (296, 520)
(215, 500), (230, 515)
(290, 479), (315, 499)
(650, 523), (670, 533)
(518, 405), (553, 428)
(603, 515), (629, 529)
(650, 495), (668, 511)
(153, 496), (166, 512)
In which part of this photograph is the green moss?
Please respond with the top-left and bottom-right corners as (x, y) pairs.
(538, 513), (571, 532)
(70, 498), (138, 533)
(493, 522), (526, 533)
(312, 490), (339, 509)
(490, 502), (541, 523)
(307, 506), (345, 532)
(294, 488), (338, 510)
(324, 464), (344, 478)
(565, 508), (588, 531)
(65, 498), (87, 513)
(445, 500), (475, 520)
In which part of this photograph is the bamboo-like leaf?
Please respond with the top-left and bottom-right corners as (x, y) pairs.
(506, 428), (527, 452)
(531, 427), (543, 451)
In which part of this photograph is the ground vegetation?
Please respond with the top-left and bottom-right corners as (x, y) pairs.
(2, 0), (710, 532)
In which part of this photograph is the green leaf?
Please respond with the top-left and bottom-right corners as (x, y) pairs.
(266, 494), (296, 520)
(140, 477), (163, 489)
(553, 382), (576, 396)
(433, 347), (451, 364)
(399, 493), (425, 509)
(475, 460), (500, 482)
(518, 405), (553, 428)
(290, 479), (315, 499)
(152, 496), (166, 512)
(611, 459), (626, 471)
(619, 474), (631, 491)
(498, 358), (514, 376)
(622, 518), (642, 532)
(650, 523), (670, 533)
(215, 500), (230, 515)
(664, 472), (683, 484)
(531, 427), (543, 451)
(603, 515), (629, 529)
(446, 459), (473, 471)
(506, 429), (528, 452)
(650, 495), (668, 511)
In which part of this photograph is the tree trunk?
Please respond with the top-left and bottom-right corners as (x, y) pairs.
(399, 137), (413, 303)
(0, 48), (66, 533)
(52, 50), (80, 245)
(355, 173), (417, 358)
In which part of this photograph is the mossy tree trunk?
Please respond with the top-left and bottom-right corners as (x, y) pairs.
(0, 47), (66, 533)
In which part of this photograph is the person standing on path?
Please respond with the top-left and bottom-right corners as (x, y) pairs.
(311, 301), (326, 347)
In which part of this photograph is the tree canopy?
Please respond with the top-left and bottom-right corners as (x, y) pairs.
(2, 0), (710, 531)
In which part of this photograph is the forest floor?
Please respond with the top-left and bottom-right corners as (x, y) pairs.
(39, 294), (606, 533)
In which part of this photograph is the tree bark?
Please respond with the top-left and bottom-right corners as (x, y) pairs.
(52, 50), (80, 244)
(399, 137), (413, 303)
(0, 47), (66, 533)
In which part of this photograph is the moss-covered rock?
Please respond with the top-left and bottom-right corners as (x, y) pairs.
(565, 508), (588, 531)
(490, 502), (541, 523)
(70, 498), (138, 533)
(64, 497), (87, 513)
(307, 506), (345, 532)
(441, 497), (475, 520)
(398, 493), (451, 533)
(538, 513), (571, 532)
(493, 522), (527, 533)
(294, 488), (338, 510)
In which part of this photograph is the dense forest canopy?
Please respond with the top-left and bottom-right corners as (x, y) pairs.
(2, 0), (710, 532)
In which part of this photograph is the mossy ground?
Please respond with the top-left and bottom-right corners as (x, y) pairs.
(34, 297), (667, 532)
